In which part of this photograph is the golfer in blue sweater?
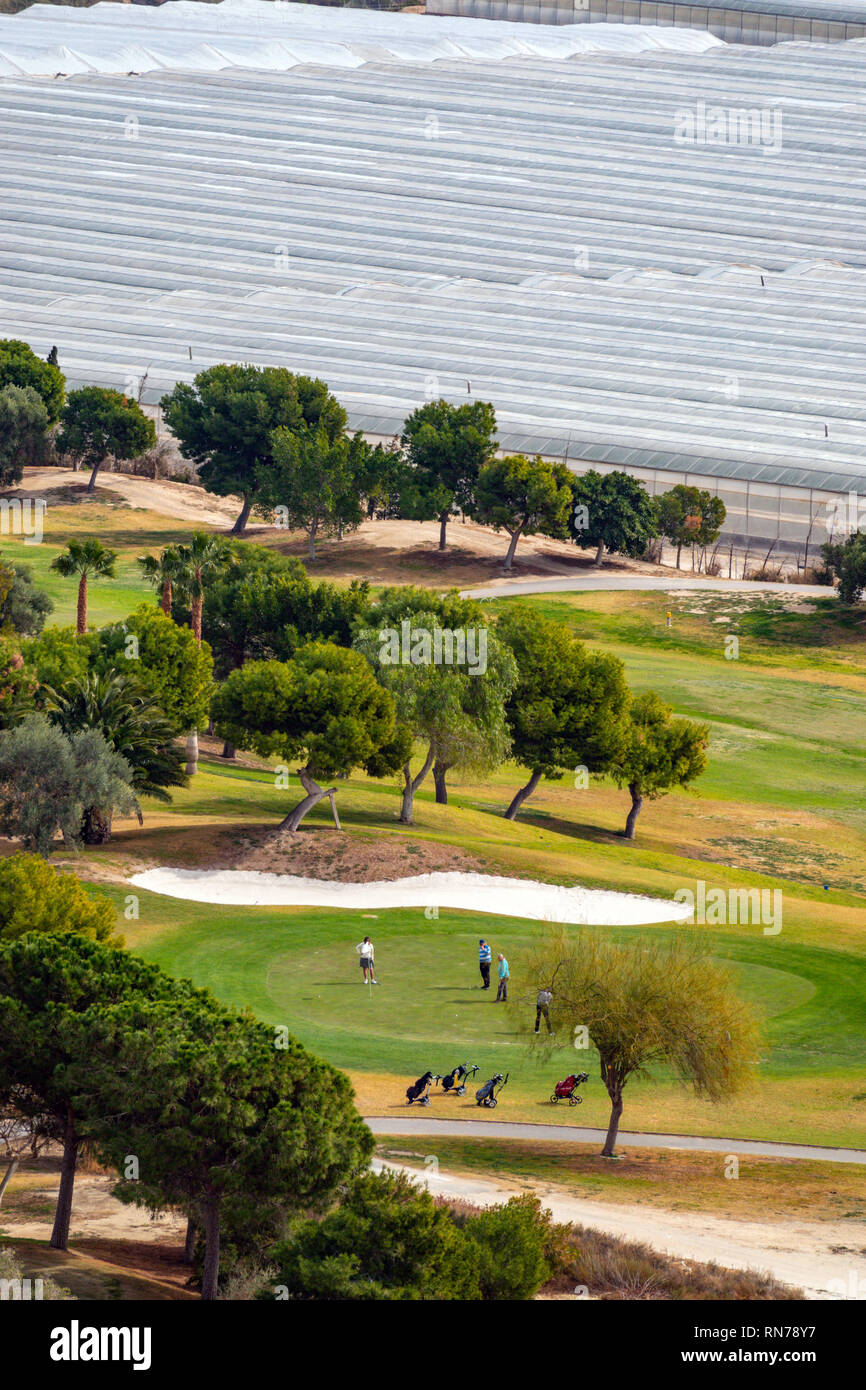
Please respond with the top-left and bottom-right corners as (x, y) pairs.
(496, 953), (509, 1002)
(478, 938), (492, 990)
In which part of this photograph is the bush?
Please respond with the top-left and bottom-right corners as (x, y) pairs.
(789, 565), (832, 586)
(0, 563), (53, 637)
(0, 852), (117, 943)
(821, 530), (866, 603)
(744, 564), (786, 582)
(0, 714), (138, 855)
(461, 1194), (554, 1299)
(264, 1170), (481, 1301)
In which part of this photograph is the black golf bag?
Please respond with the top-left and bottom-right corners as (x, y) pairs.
(440, 1063), (479, 1097)
(475, 1072), (508, 1108)
(406, 1071), (438, 1106)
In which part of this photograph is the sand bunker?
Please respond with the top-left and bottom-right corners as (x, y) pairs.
(128, 868), (691, 927)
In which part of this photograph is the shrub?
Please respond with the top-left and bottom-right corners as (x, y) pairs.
(0, 852), (117, 943)
(461, 1194), (554, 1299)
(0, 563), (53, 637)
(0, 714), (138, 855)
(264, 1170), (481, 1301)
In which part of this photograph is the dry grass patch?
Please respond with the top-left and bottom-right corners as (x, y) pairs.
(377, 1137), (866, 1223)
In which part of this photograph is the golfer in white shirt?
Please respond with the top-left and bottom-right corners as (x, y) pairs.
(356, 936), (378, 984)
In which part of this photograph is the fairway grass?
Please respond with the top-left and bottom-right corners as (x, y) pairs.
(10, 553), (864, 1154)
(0, 498), (199, 628)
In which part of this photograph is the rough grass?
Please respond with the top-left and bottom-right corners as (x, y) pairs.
(553, 1224), (803, 1301)
(377, 1138), (866, 1222)
(0, 499), (198, 628)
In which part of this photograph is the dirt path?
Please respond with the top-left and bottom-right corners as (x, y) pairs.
(16, 466), (249, 529)
(374, 1159), (866, 1300)
(462, 575), (832, 599)
(365, 1117), (866, 1165)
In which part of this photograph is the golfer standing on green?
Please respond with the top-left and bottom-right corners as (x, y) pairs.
(478, 938), (492, 990)
(495, 953), (509, 1002)
(356, 935), (378, 985)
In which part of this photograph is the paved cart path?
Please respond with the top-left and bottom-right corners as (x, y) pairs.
(372, 1158), (866, 1300)
(366, 1116), (866, 1165)
(462, 575), (833, 599)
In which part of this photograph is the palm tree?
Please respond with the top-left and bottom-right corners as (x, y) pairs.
(46, 670), (188, 843)
(175, 533), (231, 644)
(172, 533), (233, 773)
(50, 539), (117, 635)
(137, 547), (187, 617)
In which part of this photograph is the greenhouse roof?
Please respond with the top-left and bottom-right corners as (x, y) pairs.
(1, 2), (865, 492)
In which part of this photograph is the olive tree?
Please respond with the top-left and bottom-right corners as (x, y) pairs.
(514, 929), (758, 1156)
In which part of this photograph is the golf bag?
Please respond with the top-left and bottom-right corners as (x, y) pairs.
(440, 1063), (479, 1097)
(550, 1072), (589, 1106)
(475, 1072), (509, 1108)
(406, 1071), (439, 1106)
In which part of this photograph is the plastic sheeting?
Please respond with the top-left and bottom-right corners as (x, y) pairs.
(0, 0), (723, 78)
(2, 7), (866, 491)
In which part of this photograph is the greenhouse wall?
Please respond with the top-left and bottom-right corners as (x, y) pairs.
(426, 0), (866, 44)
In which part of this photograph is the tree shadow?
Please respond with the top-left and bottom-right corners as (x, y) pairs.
(515, 811), (625, 846)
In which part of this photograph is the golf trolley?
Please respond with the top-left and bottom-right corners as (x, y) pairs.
(441, 1063), (479, 1097)
(475, 1072), (509, 1108)
(405, 1070), (440, 1106)
(549, 1072), (589, 1106)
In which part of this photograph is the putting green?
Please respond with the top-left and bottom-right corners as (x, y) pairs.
(122, 888), (866, 1146)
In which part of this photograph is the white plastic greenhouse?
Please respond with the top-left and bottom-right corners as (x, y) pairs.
(1, 1), (866, 547)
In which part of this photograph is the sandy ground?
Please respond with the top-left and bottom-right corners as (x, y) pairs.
(127, 867), (692, 926)
(464, 575), (832, 599)
(374, 1159), (866, 1300)
(214, 825), (488, 881)
(2, 1172), (185, 1248)
(12, 465), (703, 585)
(15, 466), (250, 529)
